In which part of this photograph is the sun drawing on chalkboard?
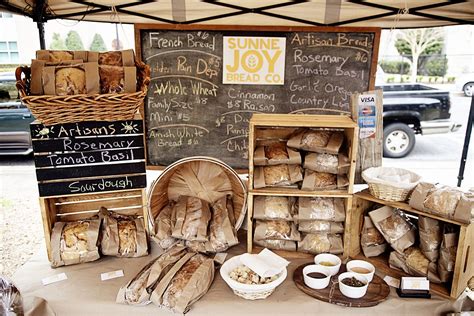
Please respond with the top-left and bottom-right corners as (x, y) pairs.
(121, 122), (139, 134)
(33, 126), (54, 139)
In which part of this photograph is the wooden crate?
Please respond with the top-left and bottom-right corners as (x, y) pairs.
(351, 190), (474, 299)
(247, 114), (359, 258)
(39, 188), (148, 261)
(30, 115), (147, 197)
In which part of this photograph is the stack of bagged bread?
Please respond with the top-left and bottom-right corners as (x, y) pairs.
(152, 161), (240, 254)
(253, 195), (345, 254)
(253, 128), (350, 191)
(117, 244), (215, 314)
(50, 206), (148, 268)
(251, 127), (351, 254)
(30, 49), (137, 96)
(360, 205), (459, 283)
(409, 182), (473, 224)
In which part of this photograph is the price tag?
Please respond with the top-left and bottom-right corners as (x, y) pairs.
(100, 270), (124, 281)
(213, 253), (228, 265)
(383, 275), (400, 288)
(42, 273), (68, 286)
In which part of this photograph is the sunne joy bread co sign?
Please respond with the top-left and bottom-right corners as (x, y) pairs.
(223, 36), (286, 85)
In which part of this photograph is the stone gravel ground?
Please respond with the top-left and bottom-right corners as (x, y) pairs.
(0, 156), (43, 278)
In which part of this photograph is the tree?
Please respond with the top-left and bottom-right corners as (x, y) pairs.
(49, 33), (66, 50)
(395, 28), (443, 82)
(65, 31), (85, 50)
(89, 34), (107, 51)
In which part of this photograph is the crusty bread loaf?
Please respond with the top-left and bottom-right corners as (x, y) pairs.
(55, 67), (86, 95)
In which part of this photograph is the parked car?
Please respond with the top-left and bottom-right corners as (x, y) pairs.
(455, 73), (474, 97)
(377, 83), (461, 158)
(0, 72), (35, 155)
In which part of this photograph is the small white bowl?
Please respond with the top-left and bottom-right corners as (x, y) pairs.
(346, 260), (375, 283)
(338, 272), (369, 299)
(314, 253), (341, 276)
(303, 265), (331, 290)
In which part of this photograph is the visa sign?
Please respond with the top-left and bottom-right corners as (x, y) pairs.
(223, 36), (286, 85)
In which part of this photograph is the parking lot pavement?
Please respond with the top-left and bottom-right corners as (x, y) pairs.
(384, 93), (473, 189)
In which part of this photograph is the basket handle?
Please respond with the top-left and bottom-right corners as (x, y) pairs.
(15, 66), (30, 97)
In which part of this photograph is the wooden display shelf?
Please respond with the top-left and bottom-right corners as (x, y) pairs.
(39, 188), (149, 262)
(247, 114), (359, 258)
(351, 191), (474, 299)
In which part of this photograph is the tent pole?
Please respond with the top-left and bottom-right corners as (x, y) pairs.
(37, 22), (46, 50)
(457, 96), (474, 187)
(33, 0), (47, 49)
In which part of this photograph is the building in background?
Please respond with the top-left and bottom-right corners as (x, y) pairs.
(0, 11), (134, 65)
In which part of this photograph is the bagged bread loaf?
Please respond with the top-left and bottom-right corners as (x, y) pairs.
(438, 224), (459, 283)
(418, 215), (442, 262)
(253, 142), (302, 166)
(171, 196), (211, 242)
(100, 207), (148, 258)
(253, 196), (296, 221)
(42, 62), (100, 96)
(425, 186), (463, 217)
(369, 206), (416, 254)
(298, 233), (343, 254)
(50, 218), (101, 267)
(36, 50), (88, 62)
(30, 59), (83, 95)
(152, 204), (177, 249)
(151, 253), (215, 314)
(253, 164), (303, 189)
(304, 152), (350, 175)
(117, 245), (189, 305)
(88, 49), (135, 66)
(297, 197), (345, 222)
(99, 65), (136, 94)
(301, 170), (349, 191)
(254, 239), (297, 252)
(287, 129), (344, 154)
(254, 220), (300, 241)
(389, 247), (441, 283)
(0, 277), (23, 316)
(298, 220), (344, 234)
(209, 196), (239, 250)
(360, 216), (388, 257)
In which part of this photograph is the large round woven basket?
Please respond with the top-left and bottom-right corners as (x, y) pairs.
(362, 167), (421, 202)
(15, 60), (150, 125)
(148, 156), (247, 233)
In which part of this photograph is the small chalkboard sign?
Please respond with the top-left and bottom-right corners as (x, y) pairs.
(31, 118), (147, 197)
(135, 25), (380, 169)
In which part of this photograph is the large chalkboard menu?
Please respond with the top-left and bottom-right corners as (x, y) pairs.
(135, 25), (380, 169)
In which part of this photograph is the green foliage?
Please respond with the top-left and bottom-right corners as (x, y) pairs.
(379, 60), (410, 75)
(49, 33), (66, 50)
(65, 31), (84, 50)
(416, 76), (423, 82)
(447, 76), (456, 83)
(89, 34), (107, 51)
(387, 76), (395, 83)
(425, 58), (448, 77)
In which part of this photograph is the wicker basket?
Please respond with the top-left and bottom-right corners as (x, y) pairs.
(220, 255), (287, 300)
(15, 60), (150, 125)
(362, 167), (421, 202)
(148, 156), (247, 234)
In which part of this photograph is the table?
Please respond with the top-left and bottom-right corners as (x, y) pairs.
(13, 243), (464, 316)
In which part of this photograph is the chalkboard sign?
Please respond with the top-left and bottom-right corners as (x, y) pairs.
(135, 25), (380, 169)
(31, 118), (147, 197)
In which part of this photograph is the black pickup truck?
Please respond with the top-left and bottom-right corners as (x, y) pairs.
(378, 83), (461, 158)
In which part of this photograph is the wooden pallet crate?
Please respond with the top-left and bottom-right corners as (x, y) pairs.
(247, 114), (359, 258)
(39, 188), (148, 261)
(351, 190), (474, 299)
